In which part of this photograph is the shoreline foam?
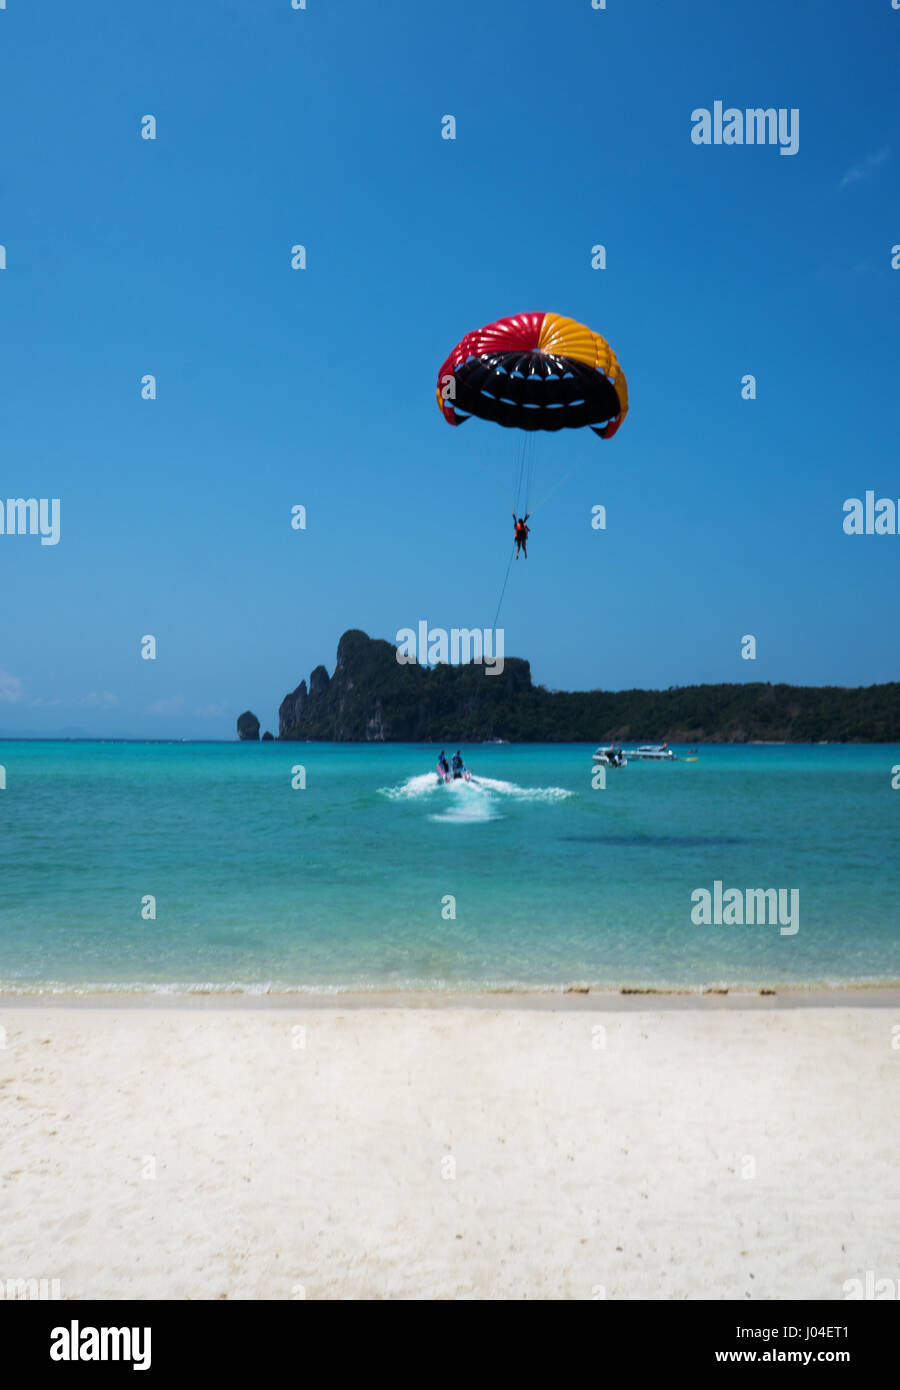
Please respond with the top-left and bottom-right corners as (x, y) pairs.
(2, 983), (900, 1010)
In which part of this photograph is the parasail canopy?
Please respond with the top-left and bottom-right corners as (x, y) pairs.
(436, 311), (628, 439)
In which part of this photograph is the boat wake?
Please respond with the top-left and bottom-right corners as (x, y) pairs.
(379, 773), (573, 823)
(470, 775), (572, 803)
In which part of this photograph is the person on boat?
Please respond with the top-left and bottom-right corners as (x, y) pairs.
(512, 513), (530, 559)
(437, 750), (450, 779)
(451, 750), (465, 779)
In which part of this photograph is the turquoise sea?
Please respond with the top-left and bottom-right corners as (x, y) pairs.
(0, 741), (898, 994)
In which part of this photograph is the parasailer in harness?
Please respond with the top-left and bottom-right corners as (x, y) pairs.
(512, 513), (531, 559)
(435, 312), (629, 617)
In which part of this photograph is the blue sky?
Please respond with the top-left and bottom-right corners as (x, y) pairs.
(1, 0), (898, 737)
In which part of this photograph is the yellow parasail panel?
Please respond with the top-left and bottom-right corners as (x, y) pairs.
(537, 312), (628, 421)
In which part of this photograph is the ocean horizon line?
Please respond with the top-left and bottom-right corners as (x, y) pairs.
(4, 736), (900, 746)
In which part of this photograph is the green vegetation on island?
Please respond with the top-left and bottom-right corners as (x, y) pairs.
(237, 630), (900, 743)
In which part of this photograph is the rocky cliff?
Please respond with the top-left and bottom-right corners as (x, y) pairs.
(268, 630), (900, 743)
(278, 629), (533, 742)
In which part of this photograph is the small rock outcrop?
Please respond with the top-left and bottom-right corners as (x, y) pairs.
(261, 730), (274, 741)
(237, 710), (260, 741)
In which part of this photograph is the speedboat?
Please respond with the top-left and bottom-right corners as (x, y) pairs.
(593, 745), (627, 768)
(437, 761), (471, 783)
(631, 744), (677, 761)
(592, 743), (676, 766)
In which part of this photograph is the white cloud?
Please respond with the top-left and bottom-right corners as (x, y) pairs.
(0, 668), (26, 703)
(195, 703), (225, 719)
(840, 147), (890, 189)
(146, 695), (185, 715)
(80, 691), (119, 708)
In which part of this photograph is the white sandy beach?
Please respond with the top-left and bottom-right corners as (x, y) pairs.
(1, 1001), (897, 1300)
